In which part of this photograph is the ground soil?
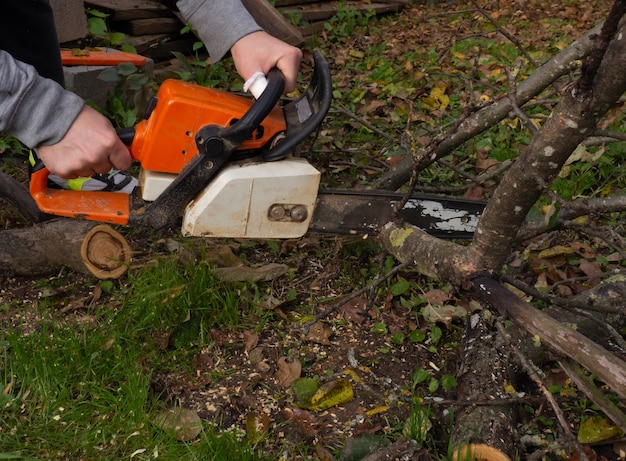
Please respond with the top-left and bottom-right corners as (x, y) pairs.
(0, 0), (617, 459)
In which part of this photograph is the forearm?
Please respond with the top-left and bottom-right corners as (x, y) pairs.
(176, 0), (262, 62)
(0, 50), (84, 148)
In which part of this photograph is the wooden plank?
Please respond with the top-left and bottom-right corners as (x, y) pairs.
(84, 0), (173, 21)
(241, 0), (305, 46)
(125, 33), (198, 60)
(282, 1), (403, 22)
(274, 0), (323, 7)
(117, 17), (183, 36)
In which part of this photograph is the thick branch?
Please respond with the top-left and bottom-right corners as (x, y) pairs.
(0, 219), (132, 279)
(377, 223), (483, 286)
(470, 19), (626, 271)
(372, 21), (608, 191)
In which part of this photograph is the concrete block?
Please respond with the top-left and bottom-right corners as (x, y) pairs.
(50, 0), (89, 44)
(63, 58), (154, 110)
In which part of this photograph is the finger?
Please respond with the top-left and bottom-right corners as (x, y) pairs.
(277, 52), (302, 93)
(108, 142), (133, 171)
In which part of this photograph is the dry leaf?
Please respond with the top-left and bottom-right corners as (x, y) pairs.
(424, 289), (452, 305)
(245, 411), (270, 443)
(451, 444), (511, 461)
(152, 407), (202, 441)
(422, 303), (467, 326)
(306, 321), (332, 345)
(339, 295), (367, 324)
(192, 352), (214, 374)
(283, 407), (319, 437)
(309, 379), (354, 412)
(243, 330), (259, 353)
(213, 263), (289, 282)
(276, 355), (302, 387)
(578, 259), (603, 279)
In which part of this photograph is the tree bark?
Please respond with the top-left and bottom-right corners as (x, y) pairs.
(469, 15), (626, 271)
(452, 313), (521, 457)
(0, 219), (132, 279)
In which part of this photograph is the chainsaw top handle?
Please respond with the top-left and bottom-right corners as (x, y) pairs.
(263, 50), (332, 161)
(30, 51), (332, 229)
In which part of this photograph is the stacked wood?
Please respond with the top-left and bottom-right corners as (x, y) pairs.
(83, 0), (406, 59)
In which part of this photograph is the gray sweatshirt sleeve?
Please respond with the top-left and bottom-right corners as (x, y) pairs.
(176, 0), (263, 63)
(0, 50), (84, 148)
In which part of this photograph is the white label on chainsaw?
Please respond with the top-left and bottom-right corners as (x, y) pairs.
(405, 199), (479, 233)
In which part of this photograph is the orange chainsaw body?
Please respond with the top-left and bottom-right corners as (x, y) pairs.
(131, 79), (287, 174)
(30, 79), (287, 224)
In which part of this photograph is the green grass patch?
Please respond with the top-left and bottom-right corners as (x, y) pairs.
(0, 256), (270, 459)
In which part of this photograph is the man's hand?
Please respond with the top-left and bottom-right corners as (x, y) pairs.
(230, 31), (303, 93)
(37, 105), (132, 179)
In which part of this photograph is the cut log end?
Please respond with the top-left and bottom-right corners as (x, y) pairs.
(80, 225), (132, 279)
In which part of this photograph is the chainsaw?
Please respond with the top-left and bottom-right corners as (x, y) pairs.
(30, 51), (484, 239)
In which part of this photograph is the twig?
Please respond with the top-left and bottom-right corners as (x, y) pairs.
(500, 274), (626, 315)
(558, 357), (626, 434)
(301, 262), (409, 330)
(494, 320), (588, 460)
(332, 103), (396, 142)
(506, 67), (540, 136)
(470, 0), (539, 68)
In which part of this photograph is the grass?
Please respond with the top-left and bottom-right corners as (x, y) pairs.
(0, 255), (270, 460)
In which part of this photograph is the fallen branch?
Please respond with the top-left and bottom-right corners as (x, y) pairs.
(473, 276), (626, 400)
(0, 219), (132, 279)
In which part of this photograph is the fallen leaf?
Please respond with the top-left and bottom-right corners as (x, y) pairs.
(243, 330), (259, 353)
(213, 263), (289, 282)
(451, 444), (511, 461)
(214, 244), (245, 267)
(578, 259), (603, 279)
(292, 377), (320, 408)
(339, 295), (367, 324)
(424, 288), (452, 305)
(245, 411), (270, 443)
(464, 185), (486, 200)
(192, 352), (214, 374)
(422, 303), (467, 326)
(276, 355), (302, 387)
(152, 407), (202, 441)
(309, 379), (354, 412)
(578, 415), (625, 444)
(421, 83), (450, 111)
(283, 407), (319, 437)
(306, 321), (332, 345)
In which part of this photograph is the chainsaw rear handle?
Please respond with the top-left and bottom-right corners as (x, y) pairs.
(30, 52), (330, 227)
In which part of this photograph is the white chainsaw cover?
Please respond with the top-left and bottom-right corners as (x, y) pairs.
(180, 158), (321, 238)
